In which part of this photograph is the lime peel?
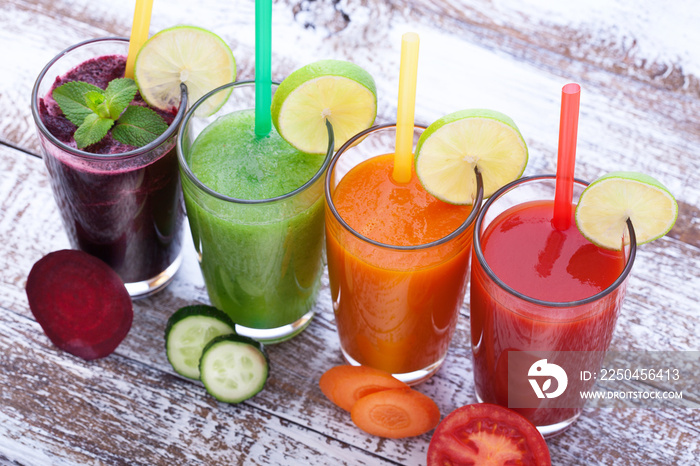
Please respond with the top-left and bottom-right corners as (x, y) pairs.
(271, 59), (377, 154)
(134, 25), (236, 117)
(415, 109), (528, 205)
(575, 171), (678, 250)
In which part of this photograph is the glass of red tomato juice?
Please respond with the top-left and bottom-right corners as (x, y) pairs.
(325, 123), (484, 385)
(470, 174), (636, 437)
(30, 38), (187, 298)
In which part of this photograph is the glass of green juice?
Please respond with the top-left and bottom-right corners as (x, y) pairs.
(177, 81), (334, 344)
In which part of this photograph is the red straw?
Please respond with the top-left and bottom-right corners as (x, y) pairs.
(553, 83), (581, 231)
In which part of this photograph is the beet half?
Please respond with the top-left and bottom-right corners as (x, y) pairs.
(26, 249), (133, 360)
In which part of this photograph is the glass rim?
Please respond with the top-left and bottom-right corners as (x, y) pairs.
(176, 80), (335, 205)
(473, 174), (637, 308)
(30, 36), (188, 161)
(324, 122), (485, 251)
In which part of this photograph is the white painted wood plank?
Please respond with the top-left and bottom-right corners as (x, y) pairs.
(4, 0), (699, 246)
(1, 128), (698, 465)
(0, 310), (407, 465)
(1, 0), (699, 464)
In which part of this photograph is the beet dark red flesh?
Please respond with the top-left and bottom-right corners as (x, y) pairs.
(26, 249), (133, 360)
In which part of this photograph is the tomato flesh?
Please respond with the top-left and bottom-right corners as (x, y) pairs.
(427, 403), (551, 466)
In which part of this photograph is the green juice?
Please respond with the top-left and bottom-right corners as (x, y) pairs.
(182, 109), (327, 335)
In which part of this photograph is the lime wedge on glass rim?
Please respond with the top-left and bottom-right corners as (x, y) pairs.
(414, 109), (528, 204)
(575, 171), (678, 250)
(134, 25), (236, 117)
(271, 59), (378, 154)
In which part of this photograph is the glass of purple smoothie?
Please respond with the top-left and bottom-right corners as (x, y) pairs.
(31, 37), (188, 298)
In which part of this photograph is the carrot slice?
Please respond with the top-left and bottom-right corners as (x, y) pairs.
(350, 388), (441, 438)
(319, 365), (409, 411)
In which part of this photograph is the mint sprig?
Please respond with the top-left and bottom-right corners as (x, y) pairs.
(113, 106), (169, 147)
(74, 114), (115, 148)
(53, 81), (102, 126)
(52, 78), (168, 149)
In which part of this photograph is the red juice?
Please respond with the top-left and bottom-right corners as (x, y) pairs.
(34, 44), (184, 293)
(471, 198), (628, 431)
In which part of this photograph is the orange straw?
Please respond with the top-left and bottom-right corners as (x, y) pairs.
(392, 32), (420, 184)
(124, 0), (154, 79)
(553, 83), (581, 231)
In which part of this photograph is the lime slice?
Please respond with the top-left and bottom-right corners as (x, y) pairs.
(414, 109), (528, 204)
(134, 26), (236, 117)
(575, 171), (678, 250)
(271, 59), (377, 154)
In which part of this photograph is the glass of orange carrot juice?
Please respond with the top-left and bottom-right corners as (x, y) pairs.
(324, 123), (484, 385)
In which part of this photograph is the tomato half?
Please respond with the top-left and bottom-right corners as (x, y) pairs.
(427, 403), (551, 466)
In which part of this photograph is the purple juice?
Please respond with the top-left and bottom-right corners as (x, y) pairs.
(37, 54), (184, 289)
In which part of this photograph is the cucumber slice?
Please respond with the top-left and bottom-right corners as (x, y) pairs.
(199, 334), (269, 403)
(165, 305), (236, 380)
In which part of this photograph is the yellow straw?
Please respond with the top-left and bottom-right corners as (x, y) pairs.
(124, 0), (154, 79)
(392, 32), (420, 184)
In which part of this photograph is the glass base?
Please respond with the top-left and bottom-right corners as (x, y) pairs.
(124, 253), (183, 299)
(474, 390), (580, 438)
(235, 309), (314, 344)
(341, 347), (445, 386)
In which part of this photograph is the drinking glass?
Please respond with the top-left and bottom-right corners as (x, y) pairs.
(470, 175), (636, 437)
(177, 81), (334, 344)
(31, 37), (187, 298)
(325, 123), (483, 385)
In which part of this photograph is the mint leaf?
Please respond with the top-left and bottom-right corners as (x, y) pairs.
(104, 78), (138, 120)
(53, 78), (160, 149)
(84, 91), (105, 110)
(53, 81), (103, 126)
(83, 90), (112, 119)
(74, 114), (114, 149)
(112, 106), (168, 147)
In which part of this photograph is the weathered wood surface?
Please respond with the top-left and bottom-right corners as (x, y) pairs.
(1, 0), (699, 464)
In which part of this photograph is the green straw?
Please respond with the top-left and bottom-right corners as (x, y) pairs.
(255, 0), (272, 137)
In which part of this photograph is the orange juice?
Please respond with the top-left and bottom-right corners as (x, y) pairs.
(326, 153), (475, 382)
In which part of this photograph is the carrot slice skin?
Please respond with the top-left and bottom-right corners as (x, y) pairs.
(350, 388), (441, 438)
(319, 365), (409, 411)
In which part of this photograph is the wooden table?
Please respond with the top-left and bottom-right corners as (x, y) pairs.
(1, 0), (698, 464)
